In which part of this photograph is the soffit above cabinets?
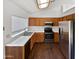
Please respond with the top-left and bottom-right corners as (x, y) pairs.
(62, 4), (75, 13)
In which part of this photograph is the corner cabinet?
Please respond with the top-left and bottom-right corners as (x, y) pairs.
(5, 40), (30, 59)
(30, 32), (44, 50)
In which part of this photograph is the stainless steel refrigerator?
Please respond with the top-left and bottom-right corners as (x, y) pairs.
(59, 21), (74, 59)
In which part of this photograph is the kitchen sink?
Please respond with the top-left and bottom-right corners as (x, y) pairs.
(23, 31), (33, 36)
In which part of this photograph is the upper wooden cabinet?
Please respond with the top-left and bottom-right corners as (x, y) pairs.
(63, 16), (67, 21)
(29, 13), (75, 26)
(29, 18), (61, 26)
(39, 18), (51, 26)
(72, 14), (75, 20)
(29, 18), (40, 26)
(63, 14), (75, 21)
(66, 14), (73, 21)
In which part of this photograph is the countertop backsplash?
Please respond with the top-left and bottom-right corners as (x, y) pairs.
(28, 26), (59, 32)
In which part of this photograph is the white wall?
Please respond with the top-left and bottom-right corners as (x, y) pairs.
(3, 0), (30, 44)
(63, 7), (75, 16)
(30, 7), (62, 17)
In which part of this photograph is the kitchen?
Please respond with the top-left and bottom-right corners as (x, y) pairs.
(3, 0), (75, 59)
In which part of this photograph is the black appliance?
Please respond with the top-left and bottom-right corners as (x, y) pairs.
(44, 22), (54, 43)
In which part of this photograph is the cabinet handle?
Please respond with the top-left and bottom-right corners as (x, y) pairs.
(5, 55), (14, 58)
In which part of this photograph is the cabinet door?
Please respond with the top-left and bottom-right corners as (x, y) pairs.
(29, 18), (40, 26)
(5, 47), (14, 59)
(39, 18), (51, 26)
(51, 18), (59, 26)
(72, 14), (75, 20)
(30, 33), (37, 49)
(30, 33), (44, 49)
(5, 46), (24, 59)
(39, 33), (44, 42)
(63, 16), (67, 21)
(66, 15), (73, 21)
(35, 33), (44, 42)
(39, 18), (46, 26)
(35, 18), (40, 26)
(29, 18), (35, 26)
(63, 14), (75, 21)
(54, 33), (59, 43)
(25, 40), (30, 59)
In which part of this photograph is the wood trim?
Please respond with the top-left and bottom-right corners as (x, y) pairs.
(23, 47), (25, 59)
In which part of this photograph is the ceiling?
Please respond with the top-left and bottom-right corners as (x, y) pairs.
(10, 0), (41, 13)
(9, 0), (75, 15)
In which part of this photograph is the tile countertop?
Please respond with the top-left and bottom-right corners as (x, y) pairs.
(6, 32), (34, 46)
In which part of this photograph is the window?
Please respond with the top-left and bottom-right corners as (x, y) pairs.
(36, 0), (50, 9)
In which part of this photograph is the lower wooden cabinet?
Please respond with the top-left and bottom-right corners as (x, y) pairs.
(5, 40), (30, 59)
(54, 32), (59, 43)
(5, 32), (59, 59)
(5, 46), (24, 59)
(30, 32), (44, 50)
(30, 32), (59, 50)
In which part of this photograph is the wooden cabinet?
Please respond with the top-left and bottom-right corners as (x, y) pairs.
(5, 40), (30, 59)
(30, 32), (59, 50)
(72, 14), (75, 20)
(51, 18), (63, 26)
(30, 33), (37, 49)
(30, 32), (44, 49)
(54, 32), (59, 43)
(39, 18), (51, 26)
(66, 15), (73, 21)
(5, 46), (24, 59)
(63, 14), (75, 21)
(29, 14), (75, 26)
(25, 40), (30, 59)
(29, 18), (40, 26)
(29, 18), (63, 26)
(34, 33), (44, 43)
(63, 16), (67, 21)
